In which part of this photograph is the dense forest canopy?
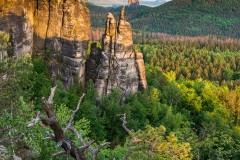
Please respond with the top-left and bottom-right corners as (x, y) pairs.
(1, 0), (240, 159)
(88, 0), (240, 38)
(1, 29), (240, 159)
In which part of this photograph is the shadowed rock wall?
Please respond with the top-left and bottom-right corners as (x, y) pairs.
(0, 0), (90, 87)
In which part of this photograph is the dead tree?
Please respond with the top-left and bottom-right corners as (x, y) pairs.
(118, 113), (142, 160)
(28, 86), (110, 160)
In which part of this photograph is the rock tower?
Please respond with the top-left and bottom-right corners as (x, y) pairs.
(88, 6), (147, 97)
(128, 0), (140, 7)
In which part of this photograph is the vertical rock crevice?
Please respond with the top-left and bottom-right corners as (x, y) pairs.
(89, 6), (147, 98)
(44, 0), (51, 52)
(0, 0), (90, 88)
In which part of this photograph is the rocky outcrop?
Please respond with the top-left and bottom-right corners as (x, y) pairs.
(0, 1), (146, 95)
(34, 0), (90, 86)
(88, 6), (147, 97)
(79, 0), (88, 2)
(0, 0), (35, 58)
(128, 0), (140, 7)
(0, 0), (90, 87)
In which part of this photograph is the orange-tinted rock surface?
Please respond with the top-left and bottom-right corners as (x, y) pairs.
(0, 0), (90, 86)
(128, 0), (140, 7)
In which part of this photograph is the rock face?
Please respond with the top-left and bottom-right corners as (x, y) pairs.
(0, 0), (35, 58)
(0, 32), (9, 61)
(0, 1), (146, 95)
(0, 0), (90, 87)
(79, 0), (88, 2)
(88, 6), (147, 97)
(128, 0), (140, 7)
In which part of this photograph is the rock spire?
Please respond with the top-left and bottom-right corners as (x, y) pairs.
(128, 0), (140, 7)
(89, 6), (147, 97)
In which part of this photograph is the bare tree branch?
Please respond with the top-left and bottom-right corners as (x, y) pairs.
(69, 127), (85, 145)
(52, 150), (66, 157)
(117, 113), (133, 136)
(27, 86), (110, 160)
(28, 86), (110, 160)
(42, 131), (56, 140)
(118, 113), (142, 160)
(89, 142), (111, 160)
(79, 140), (95, 151)
(64, 93), (86, 133)
(28, 87), (88, 159)
(95, 142), (111, 154)
(48, 85), (57, 104)
(123, 149), (132, 160)
(27, 111), (41, 128)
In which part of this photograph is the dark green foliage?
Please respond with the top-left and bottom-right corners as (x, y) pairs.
(122, 94), (148, 131)
(77, 80), (106, 141)
(99, 89), (124, 144)
(31, 58), (51, 109)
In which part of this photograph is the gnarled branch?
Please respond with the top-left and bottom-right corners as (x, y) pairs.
(28, 86), (110, 160)
(118, 113), (142, 160)
(89, 142), (111, 160)
(64, 93), (86, 133)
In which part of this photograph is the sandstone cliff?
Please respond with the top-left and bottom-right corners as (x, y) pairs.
(79, 0), (88, 2)
(128, 0), (140, 7)
(87, 6), (147, 97)
(0, 1), (147, 96)
(0, 0), (90, 86)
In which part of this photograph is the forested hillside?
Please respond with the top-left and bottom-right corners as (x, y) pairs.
(88, 0), (240, 38)
(1, 1), (240, 159)
(1, 31), (240, 159)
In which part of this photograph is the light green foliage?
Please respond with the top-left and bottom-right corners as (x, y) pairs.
(127, 125), (192, 160)
(0, 97), (50, 159)
(74, 118), (91, 138)
(163, 70), (176, 83)
(0, 32), (10, 44)
(87, 41), (102, 56)
(0, 56), (34, 110)
(179, 82), (202, 114)
(55, 104), (71, 126)
(201, 82), (221, 111)
(138, 87), (162, 124)
(94, 145), (128, 160)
